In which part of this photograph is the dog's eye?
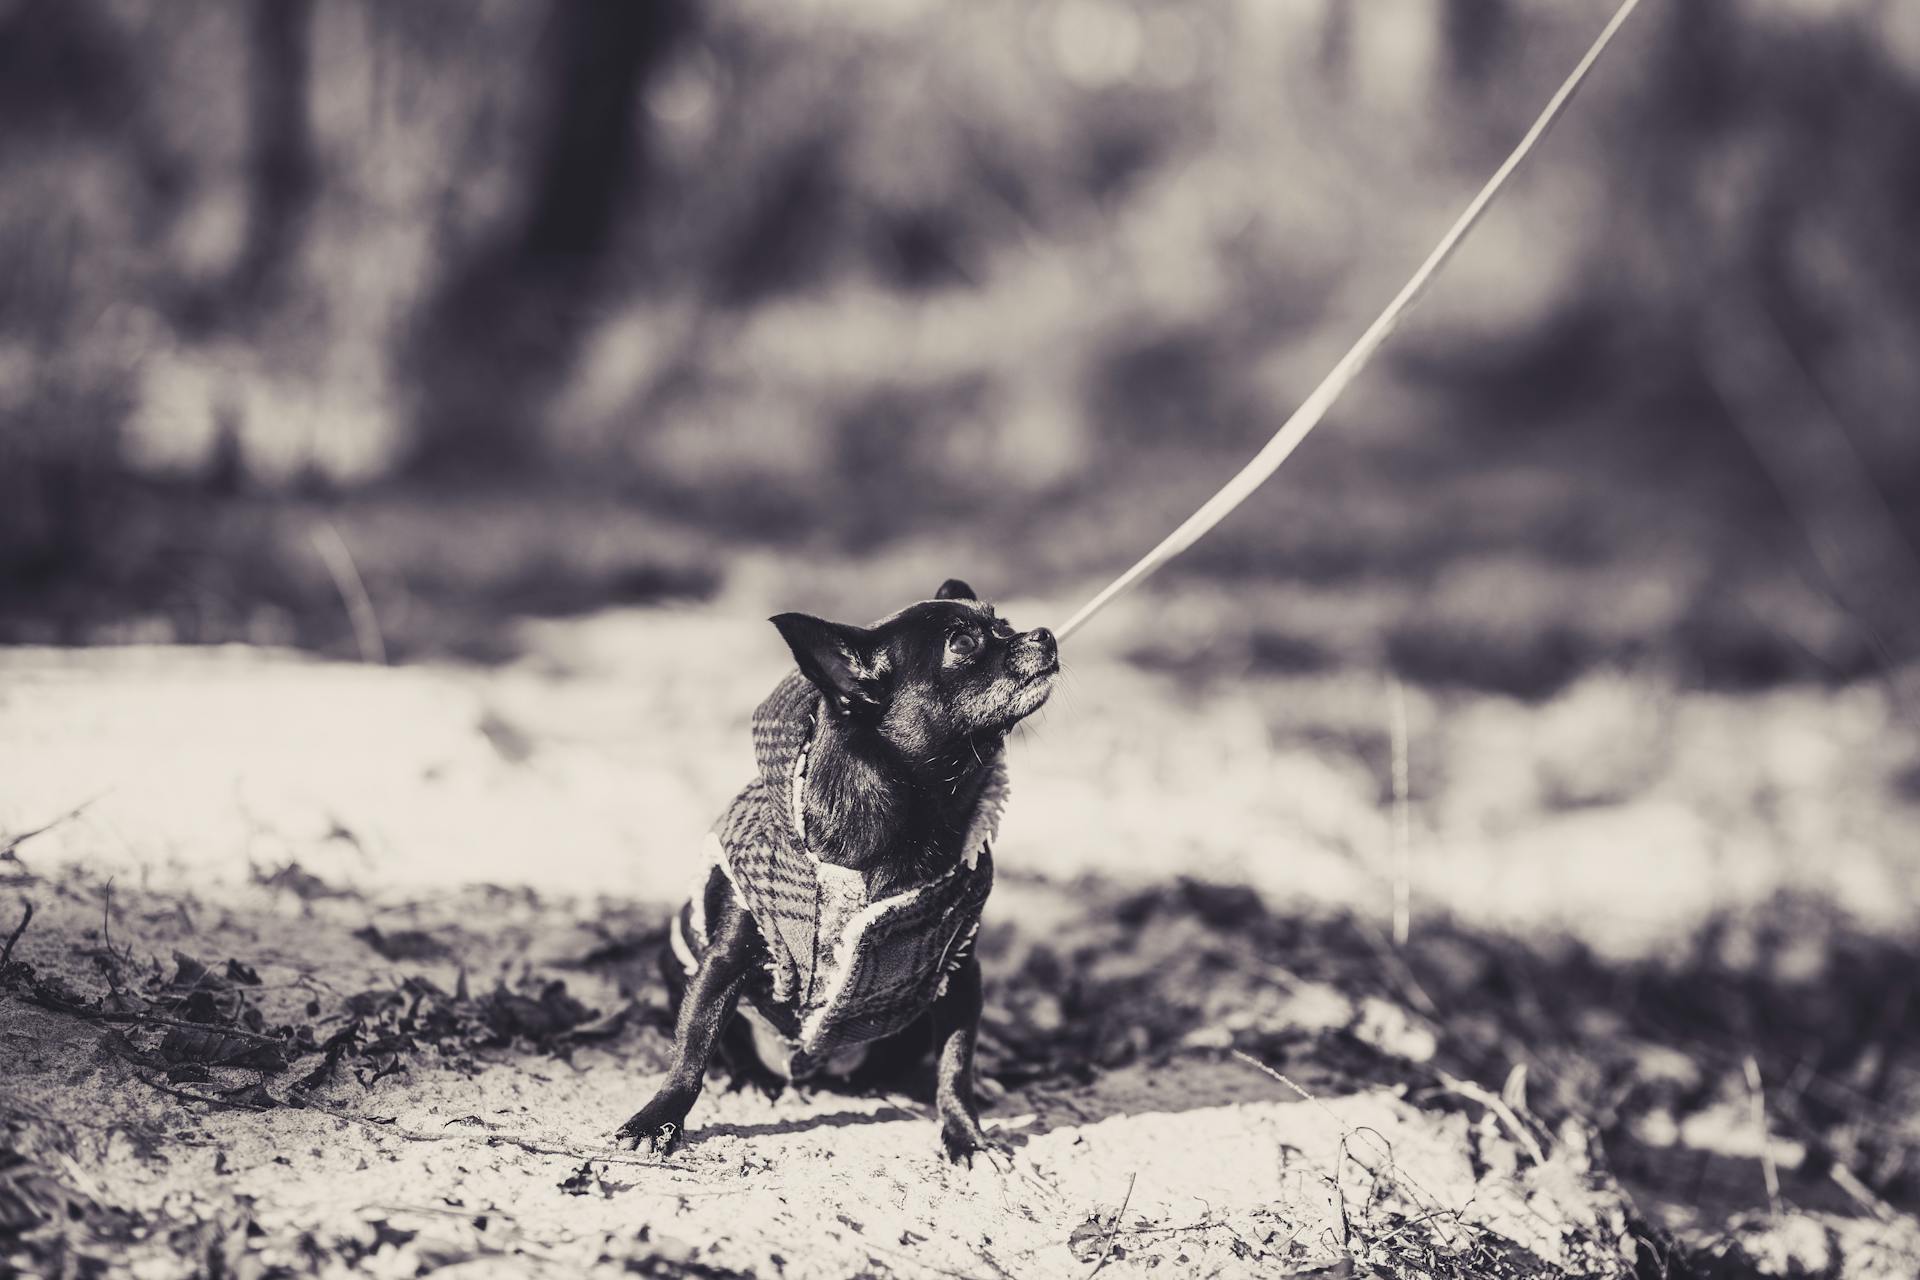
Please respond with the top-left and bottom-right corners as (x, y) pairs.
(947, 630), (980, 657)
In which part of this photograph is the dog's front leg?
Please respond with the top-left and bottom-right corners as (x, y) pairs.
(616, 899), (759, 1154)
(932, 954), (1006, 1165)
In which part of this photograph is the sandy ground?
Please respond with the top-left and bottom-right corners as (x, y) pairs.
(5, 605), (1920, 1277)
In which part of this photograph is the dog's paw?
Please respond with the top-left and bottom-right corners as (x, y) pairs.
(939, 1114), (1011, 1170)
(615, 1095), (692, 1155)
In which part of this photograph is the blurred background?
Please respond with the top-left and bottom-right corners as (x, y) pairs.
(4, 0), (1919, 689)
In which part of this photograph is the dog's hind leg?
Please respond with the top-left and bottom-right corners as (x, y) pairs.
(712, 1010), (790, 1100)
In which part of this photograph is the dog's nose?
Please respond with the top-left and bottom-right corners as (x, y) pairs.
(1029, 627), (1058, 665)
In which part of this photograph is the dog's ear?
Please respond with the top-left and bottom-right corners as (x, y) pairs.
(771, 614), (887, 717)
(935, 578), (977, 601)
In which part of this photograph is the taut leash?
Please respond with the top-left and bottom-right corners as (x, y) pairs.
(1055, 0), (1645, 643)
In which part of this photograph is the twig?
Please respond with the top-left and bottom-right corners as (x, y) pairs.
(115, 1011), (289, 1047)
(311, 520), (387, 665)
(300, 1098), (699, 1172)
(1088, 1171), (1136, 1277)
(133, 1073), (274, 1112)
(0, 793), (106, 863)
(31, 997), (292, 1049)
(1387, 675), (1412, 948)
(1, 900), (31, 966)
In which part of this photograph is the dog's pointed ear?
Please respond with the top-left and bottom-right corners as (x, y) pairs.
(771, 613), (886, 717)
(935, 578), (977, 601)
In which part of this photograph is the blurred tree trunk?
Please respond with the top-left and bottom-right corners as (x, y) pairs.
(1443, 0), (1508, 93)
(403, 0), (688, 481)
(1316, 2), (1351, 90)
(232, 0), (317, 315)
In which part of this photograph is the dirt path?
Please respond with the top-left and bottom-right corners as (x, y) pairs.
(5, 613), (1920, 1277)
(0, 872), (1643, 1279)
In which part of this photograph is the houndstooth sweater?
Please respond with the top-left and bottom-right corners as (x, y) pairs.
(675, 672), (1004, 1075)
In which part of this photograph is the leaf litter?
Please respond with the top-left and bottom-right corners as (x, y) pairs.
(5, 845), (1920, 1275)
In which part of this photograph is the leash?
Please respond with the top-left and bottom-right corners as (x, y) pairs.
(1055, 0), (1645, 643)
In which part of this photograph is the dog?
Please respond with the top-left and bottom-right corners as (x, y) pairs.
(615, 579), (1058, 1163)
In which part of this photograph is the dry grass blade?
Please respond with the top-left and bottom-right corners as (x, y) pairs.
(311, 520), (387, 665)
(1387, 674), (1412, 948)
(1742, 1054), (1783, 1224)
(1088, 1171), (1137, 1277)
(1434, 1070), (1546, 1169)
(1828, 1163), (1897, 1225)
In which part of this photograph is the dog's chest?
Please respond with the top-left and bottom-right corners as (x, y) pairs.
(713, 804), (995, 1056)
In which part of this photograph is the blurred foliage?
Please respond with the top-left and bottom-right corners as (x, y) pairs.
(3, 0), (1920, 686)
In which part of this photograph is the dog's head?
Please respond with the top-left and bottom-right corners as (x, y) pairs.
(772, 579), (1058, 767)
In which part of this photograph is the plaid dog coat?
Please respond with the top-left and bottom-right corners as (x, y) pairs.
(670, 672), (1004, 1078)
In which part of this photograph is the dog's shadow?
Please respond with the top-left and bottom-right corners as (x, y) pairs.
(691, 1102), (925, 1142)
(681, 1053), (1291, 1152)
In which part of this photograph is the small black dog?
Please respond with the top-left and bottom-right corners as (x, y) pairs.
(616, 579), (1058, 1162)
